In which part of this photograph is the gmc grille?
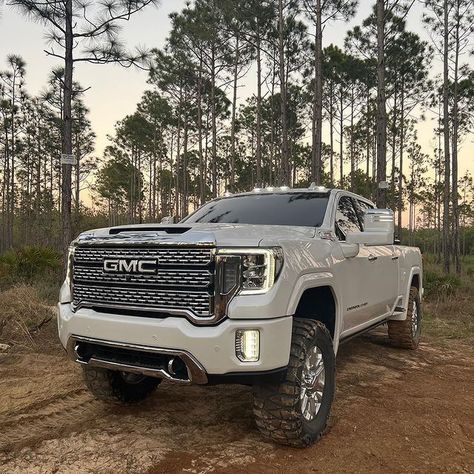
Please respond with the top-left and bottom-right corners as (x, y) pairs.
(72, 246), (215, 319)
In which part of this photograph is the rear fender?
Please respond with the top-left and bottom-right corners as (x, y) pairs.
(390, 266), (422, 321)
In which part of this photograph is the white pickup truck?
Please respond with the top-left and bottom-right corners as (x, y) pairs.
(58, 187), (423, 447)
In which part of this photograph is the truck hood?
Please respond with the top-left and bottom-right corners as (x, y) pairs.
(75, 222), (316, 247)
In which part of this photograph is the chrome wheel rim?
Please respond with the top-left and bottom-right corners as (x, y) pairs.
(300, 345), (325, 421)
(411, 299), (419, 337)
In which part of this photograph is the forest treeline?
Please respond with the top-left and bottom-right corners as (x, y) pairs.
(0, 0), (473, 273)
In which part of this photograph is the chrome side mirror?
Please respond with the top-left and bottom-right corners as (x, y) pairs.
(346, 209), (394, 246)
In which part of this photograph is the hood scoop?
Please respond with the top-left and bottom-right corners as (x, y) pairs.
(109, 226), (191, 235)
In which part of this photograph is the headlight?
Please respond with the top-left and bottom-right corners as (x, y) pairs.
(66, 246), (75, 288)
(217, 247), (283, 295)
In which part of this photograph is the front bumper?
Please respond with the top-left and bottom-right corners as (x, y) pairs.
(58, 303), (292, 380)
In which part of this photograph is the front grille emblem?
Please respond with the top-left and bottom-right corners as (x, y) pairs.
(103, 258), (158, 275)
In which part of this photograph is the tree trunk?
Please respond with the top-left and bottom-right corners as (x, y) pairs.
(211, 45), (218, 197)
(74, 130), (80, 232)
(230, 35), (240, 192)
(376, 0), (387, 208)
(8, 74), (16, 249)
(339, 86), (344, 186)
(175, 88), (182, 218)
(365, 84), (370, 178)
(311, 0), (323, 185)
(350, 88), (354, 191)
(278, 0), (290, 185)
(269, 59), (276, 185)
(442, 0), (451, 273)
(197, 56), (204, 204)
(329, 78), (334, 185)
(451, 0), (460, 274)
(391, 82), (397, 197)
(256, 29), (263, 187)
(397, 83), (405, 235)
(61, 0), (74, 262)
(2, 113), (11, 250)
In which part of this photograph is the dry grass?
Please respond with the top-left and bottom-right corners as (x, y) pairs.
(424, 287), (474, 344)
(423, 262), (474, 345)
(0, 285), (57, 352)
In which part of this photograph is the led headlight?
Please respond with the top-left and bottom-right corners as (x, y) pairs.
(240, 248), (283, 295)
(217, 247), (283, 296)
(235, 329), (260, 362)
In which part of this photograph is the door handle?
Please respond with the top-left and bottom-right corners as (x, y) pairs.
(368, 254), (377, 262)
(391, 255), (399, 260)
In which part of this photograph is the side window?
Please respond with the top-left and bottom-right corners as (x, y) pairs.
(353, 199), (374, 230)
(335, 196), (362, 241)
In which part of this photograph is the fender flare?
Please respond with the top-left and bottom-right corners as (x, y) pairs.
(286, 272), (343, 352)
(390, 266), (422, 321)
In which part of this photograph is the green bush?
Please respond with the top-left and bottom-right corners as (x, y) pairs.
(0, 246), (61, 282)
(424, 270), (462, 299)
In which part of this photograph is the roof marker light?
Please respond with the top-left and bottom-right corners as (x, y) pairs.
(309, 182), (328, 192)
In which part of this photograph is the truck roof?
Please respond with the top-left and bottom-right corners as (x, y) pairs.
(221, 185), (333, 198)
(216, 187), (376, 208)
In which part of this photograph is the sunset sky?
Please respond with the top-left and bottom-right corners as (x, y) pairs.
(0, 0), (472, 184)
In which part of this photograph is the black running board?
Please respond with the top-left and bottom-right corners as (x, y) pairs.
(339, 319), (388, 345)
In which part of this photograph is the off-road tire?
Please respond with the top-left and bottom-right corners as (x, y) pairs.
(388, 286), (422, 350)
(253, 318), (336, 447)
(83, 367), (160, 404)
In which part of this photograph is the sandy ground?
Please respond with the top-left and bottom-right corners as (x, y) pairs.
(0, 329), (473, 474)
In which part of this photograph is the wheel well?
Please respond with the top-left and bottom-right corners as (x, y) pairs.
(293, 286), (336, 338)
(411, 273), (420, 290)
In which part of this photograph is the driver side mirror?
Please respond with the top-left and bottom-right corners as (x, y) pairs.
(346, 209), (394, 246)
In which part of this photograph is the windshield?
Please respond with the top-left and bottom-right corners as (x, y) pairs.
(182, 192), (329, 227)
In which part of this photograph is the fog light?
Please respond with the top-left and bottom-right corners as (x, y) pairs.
(235, 329), (260, 362)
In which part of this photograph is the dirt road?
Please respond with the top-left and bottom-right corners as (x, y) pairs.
(0, 330), (473, 474)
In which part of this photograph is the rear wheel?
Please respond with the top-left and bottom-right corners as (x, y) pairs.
(253, 318), (335, 447)
(83, 367), (160, 404)
(388, 286), (422, 349)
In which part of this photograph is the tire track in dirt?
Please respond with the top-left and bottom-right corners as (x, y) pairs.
(0, 388), (104, 453)
(0, 387), (87, 419)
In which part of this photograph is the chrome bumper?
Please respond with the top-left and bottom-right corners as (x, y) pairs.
(58, 303), (293, 375)
(66, 335), (208, 385)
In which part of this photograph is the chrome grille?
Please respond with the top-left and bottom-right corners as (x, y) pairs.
(72, 245), (214, 318)
(73, 285), (211, 316)
(73, 266), (211, 287)
(74, 246), (212, 265)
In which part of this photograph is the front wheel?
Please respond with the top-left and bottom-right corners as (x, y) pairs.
(83, 366), (161, 404)
(253, 318), (336, 447)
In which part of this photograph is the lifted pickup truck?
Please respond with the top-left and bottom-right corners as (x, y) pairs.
(58, 187), (423, 447)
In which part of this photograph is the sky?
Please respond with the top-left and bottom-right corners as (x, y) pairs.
(0, 0), (473, 182)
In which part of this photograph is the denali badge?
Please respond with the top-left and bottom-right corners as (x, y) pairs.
(103, 258), (158, 274)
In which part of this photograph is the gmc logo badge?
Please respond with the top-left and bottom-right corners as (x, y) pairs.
(103, 258), (158, 275)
